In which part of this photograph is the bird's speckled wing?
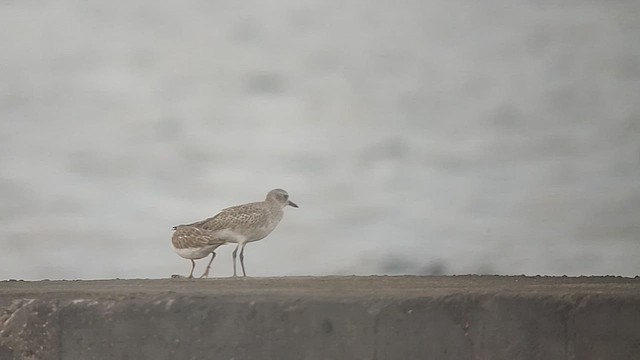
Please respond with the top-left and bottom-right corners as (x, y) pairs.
(171, 226), (225, 249)
(198, 202), (275, 232)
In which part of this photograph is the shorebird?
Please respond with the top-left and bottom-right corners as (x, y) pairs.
(171, 225), (225, 278)
(174, 189), (298, 277)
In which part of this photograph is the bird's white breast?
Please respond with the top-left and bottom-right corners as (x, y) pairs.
(215, 221), (280, 244)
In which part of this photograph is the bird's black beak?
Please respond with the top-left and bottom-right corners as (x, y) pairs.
(288, 200), (299, 208)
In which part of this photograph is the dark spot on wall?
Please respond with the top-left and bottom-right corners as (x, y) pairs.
(321, 319), (333, 334)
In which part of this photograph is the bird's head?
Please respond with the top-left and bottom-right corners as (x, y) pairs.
(266, 189), (299, 208)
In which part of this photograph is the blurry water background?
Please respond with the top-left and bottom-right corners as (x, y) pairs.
(1, 1), (639, 280)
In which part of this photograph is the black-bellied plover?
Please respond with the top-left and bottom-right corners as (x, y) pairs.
(174, 189), (298, 277)
(171, 226), (225, 278)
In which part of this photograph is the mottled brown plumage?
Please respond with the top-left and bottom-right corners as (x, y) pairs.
(171, 226), (225, 250)
(171, 189), (298, 277)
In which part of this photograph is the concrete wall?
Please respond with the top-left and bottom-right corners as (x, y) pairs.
(0, 276), (639, 360)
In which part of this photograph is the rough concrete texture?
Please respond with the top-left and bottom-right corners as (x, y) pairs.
(0, 276), (639, 360)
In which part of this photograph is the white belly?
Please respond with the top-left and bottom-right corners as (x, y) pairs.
(215, 226), (276, 244)
(173, 246), (217, 260)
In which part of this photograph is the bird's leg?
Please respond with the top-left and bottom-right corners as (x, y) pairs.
(232, 244), (240, 277)
(188, 259), (196, 279)
(239, 243), (247, 277)
(199, 252), (216, 278)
